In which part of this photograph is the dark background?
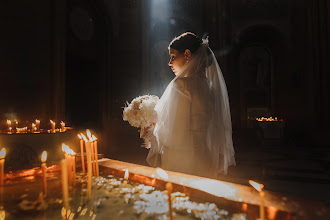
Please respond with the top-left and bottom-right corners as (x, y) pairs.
(0, 0), (329, 158)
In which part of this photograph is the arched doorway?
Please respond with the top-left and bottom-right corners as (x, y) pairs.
(235, 25), (287, 128)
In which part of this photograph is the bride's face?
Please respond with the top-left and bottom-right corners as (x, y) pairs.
(168, 48), (186, 75)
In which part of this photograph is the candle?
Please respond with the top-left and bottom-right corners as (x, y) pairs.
(86, 130), (95, 176)
(61, 159), (69, 210)
(50, 120), (55, 133)
(165, 182), (173, 220)
(0, 148), (6, 186)
(32, 123), (36, 133)
(41, 151), (47, 196)
(60, 121), (65, 132)
(92, 135), (99, 177)
(81, 133), (92, 200)
(249, 180), (265, 220)
(90, 140), (96, 176)
(72, 152), (76, 186)
(62, 144), (72, 185)
(35, 119), (40, 132)
(123, 169), (129, 188)
(6, 120), (11, 133)
(77, 134), (85, 173)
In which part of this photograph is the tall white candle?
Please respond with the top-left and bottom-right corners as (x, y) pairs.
(77, 134), (85, 173)
(81, 133), (92, 200)
(166, 182), (173, 220)
(0, 148), (6, 186)
(41, 151), (47, 196)
(249, 180), (265, 220)
(61, 159), (69, 210)
(92, 135), (99, 177)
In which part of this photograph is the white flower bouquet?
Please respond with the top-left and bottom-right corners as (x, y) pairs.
(123, 94), (159, 134)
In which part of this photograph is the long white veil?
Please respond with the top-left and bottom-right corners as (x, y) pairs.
(148, 38), (235, 175)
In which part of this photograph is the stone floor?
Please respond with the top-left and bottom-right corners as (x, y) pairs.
(108, 128), (330, 204)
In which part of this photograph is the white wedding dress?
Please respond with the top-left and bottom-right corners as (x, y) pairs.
(147, 39), (235, 178)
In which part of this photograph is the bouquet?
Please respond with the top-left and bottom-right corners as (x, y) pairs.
(123, 95), (159, 148)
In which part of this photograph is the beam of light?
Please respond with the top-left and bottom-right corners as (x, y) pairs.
(189, 178), (240, 201)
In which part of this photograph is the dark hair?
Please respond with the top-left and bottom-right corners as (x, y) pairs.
(169, 32), (202, 53)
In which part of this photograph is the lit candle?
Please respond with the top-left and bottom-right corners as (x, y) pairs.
(61, 159), (69, 210)
(81, 133), (92, 200)
(123, 169), (129, 188)
(86, 130), (95, 176)
(165, 182), (173, 220)
(71, 151), (76, 186)
(32, 123), (36, 133)
(249, 180), (265, 220)
(92, 135), (99, 177)
(50, 120), (55, 133)
(77, 134), (85, 173)
(90, 140), (96, 176)
(6, 120), (11, 133)
(0, 148), (6, 186)
(60, 121), (65, 132)
(62, 144), (72, 185)
(35, 119), (40, 132)
(41, 151), (47, 196)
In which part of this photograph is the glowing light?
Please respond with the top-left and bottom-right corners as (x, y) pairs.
(92, 134), (97, 141)
(6, 120), (11, 125)
(77, 134), (82, 139)
(124, 169), (129, 180)
(0, 148), (6, 159)
(256, 117), (282, 122)
(61, 207), (66, 217)
(190, 179), (239, 200)
(0, 210), (5, 220)
(249, 180), (264, 192)
(267, 206), (278, 220)
(41, 151), (47, 162)
(155, 167), (168, 180)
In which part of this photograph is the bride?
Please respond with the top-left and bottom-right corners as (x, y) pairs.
(145, 32), (235, 178)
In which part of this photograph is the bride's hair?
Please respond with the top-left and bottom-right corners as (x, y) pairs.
(168, 32), (202, 53)
(169, 32), (213, 68)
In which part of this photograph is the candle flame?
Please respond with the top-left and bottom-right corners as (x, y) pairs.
(78, 133), (82, 139)
(124, 169), (129, 180)
(36, 119), (40, 123)
(86, 129), (92, 141)
(0, 148), (6, 159)
(92, 135), (97, 141)
(32, 123), (36, 127)
(50, 120), (55, 125)
(249, 180), (264, 192)
(155, 167), (169, 180)
(0, 210), (5, 220)
(62, 144), (75, 155)
(62, 144), (70, 153)
(7, 120), (11, 125)
(41, 151), (47, 162)
(80, 133), (88, 142)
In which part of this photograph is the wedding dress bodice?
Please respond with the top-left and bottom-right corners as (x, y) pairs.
(148, 76), (217, 178)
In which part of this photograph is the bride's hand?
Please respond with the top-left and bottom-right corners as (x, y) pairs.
(140, 123), (156, 139)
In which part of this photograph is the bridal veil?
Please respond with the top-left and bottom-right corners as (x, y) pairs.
(148, 38), (235, 176)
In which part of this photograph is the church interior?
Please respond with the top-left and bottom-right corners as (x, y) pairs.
(0, 0), (329, 218)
